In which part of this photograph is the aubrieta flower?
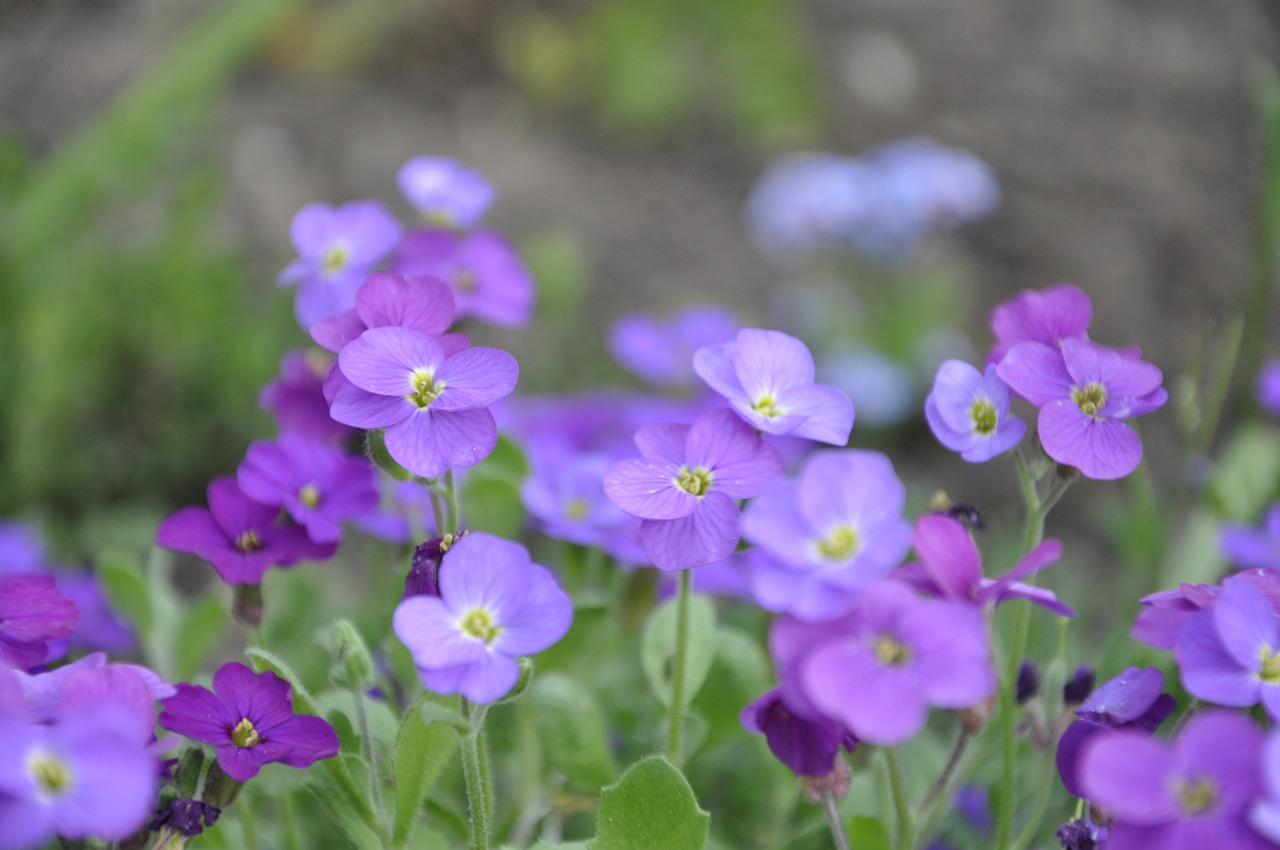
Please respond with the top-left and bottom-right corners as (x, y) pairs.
(393, 533), (572, 703)
(0, 575), (78, 669)
(924, 360), (1025, 462)
(604, 407), (783, 571)
(1250, 730), (1280, 842)
(1132, 568), (1280, 650)
(1222, 505), (1280, 571)
(1177, 574), (1280, 719)
(607, 305), (740, 388)
(694, 329), (855, 445)
(987, 284), (1093, 365)
(158, 662), (339, 781)
(1257, 360), (1280, 415)
(745, 153), (873, 260)
(11, 652), (173, 727)
(521, 447), (632, 550)
(740, 449), (911, 621)
(237, 434), (380, 545)
(259, 349), (354, 444)
(397, 157), (495, 227)
(740, 688), (856, 777)
(0, 521), (44, 574)
(310, 272), (465, 357)
(1081, 710), (1271, 850)
(393, 228), (535, 327)
(54, 572), (135, 653)
(157, 476), (336, 585)
(278, 200), (401, 329)
(330, 326), (518, 479)
(996, 337), (1166, 480)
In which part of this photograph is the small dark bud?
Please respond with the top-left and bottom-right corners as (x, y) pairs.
(1055, 463), (1082, 482)
(801, 755), (851, 803)
(232, 583), (263, 629)
(1055, 818), (1100, 850)
(404, 531), (468, 599)
(945, 502), (986, 531)
(958, 694), (995, 734)
(150, 799), (221, 838)
(1062, 666), (1095, 706)
(1016, 661), (1040, 704)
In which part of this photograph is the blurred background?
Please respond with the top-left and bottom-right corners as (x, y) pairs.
(1, 0), (1278, 592)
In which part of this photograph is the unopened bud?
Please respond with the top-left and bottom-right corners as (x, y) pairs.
(958, 694), (995, 734)
(1062, 666), (1095, 707)
(232, 583), (263, 629)
(328, 619), (375, 689)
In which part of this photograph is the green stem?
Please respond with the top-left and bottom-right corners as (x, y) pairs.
(281, 791), (301, 850)
(665, 570), (693, 766)
(352, 687), (386, 827)
(240, 792), (260, 850)
(886, 748), (916, 850)
(444, 469), (460, 534)
(821, 790), (851, 850)
(919, 730), (970, 813)
(460, 698), (492, 850)
(1011, 617), (1072, 850)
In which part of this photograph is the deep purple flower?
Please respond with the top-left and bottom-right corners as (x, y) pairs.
(157, 476), (336, 585)
(1257, 361), (1280, 415)
(309, 272), (464, 356)
(158, 662), (339, 781)
(150, 798), (221, 838)
(0, 575), (78, 670)
(1063, 666), (1095, 706)
(604, 407), (783, 571)
(925, 360), (1025, 461)
(740, 688), (856, 777)
(278, 201), (402, 329)
(0, 706), (159, 848)
(988, 284), (1093, 365)
(740, 449), (911, 620)
(1132, 569), (1280, 650)
(797, 580), (995, 745)
(397, 157), (494, 227)
(393, 534), (572, 703)
(392, 228), (534, 327)
(329, 326), (518, 479)
(51, 572), (134, 654)
(1221, 505), (1280, 571)
(1017, 662), (1041, 704)
(607, 306), (740, 388)
(1177, 574), (1280, 718)
(893, 514), (1075, 616)
(1056, 819), (1106, 850)
(237, 434), (379, 545)
(996, 338), (1166, 479)
(694, 329), (855, 445)
(259, 349), (354, 444)
(1081, 710), (1270, 850)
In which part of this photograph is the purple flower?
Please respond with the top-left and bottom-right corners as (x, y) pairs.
(1081, 710), (1270, 850)
(1257, 361), (1280, 415)
(237, 434), (380, 545)
(397, 157), (495, 227)
(259, 349), (355, 444)
(150, 798), (221, 838)
(1250, 730), (1280, 842)
(309, 272), (464, 356)
(522, 448), (631, 549)
(924, 360), (1025, 462)
(0, 521), (45, 574)
(1056, 819), (1106, 850)
(0, 706), (159, 847)
(1132, 569), (1280, 649)
(329, 326), (518, 479)
(740, 449), (911, 620)
(13, 653), (174, 726)
(740, 688), (856, 777)
(354, 478), (438, 544)
(955, 784), (992, 835)
(278, 201), (402, 329)
(893, 514), (1075, 616)
(1177, 575), (1280, 718)
(1222, 505), (1280, 571)
(393, 534), (572, 702)
(987, 284), (1093, 365)
(694, 329), (855, 445)
(158, 662), (339, 781)
(0, 575), (78, 669)
(996, 338), (1166, 479)
(156, 476), (336, 585)
(392, 228), (535, 327)
(607, 305), (740, 388)
(746, 154), (873, 260)
(604, 407), (783, 571)
(51, 572), (134, 654)
(797, 580), (995, 745)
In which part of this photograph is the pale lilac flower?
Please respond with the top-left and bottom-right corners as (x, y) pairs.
(392, 228), (534, 327)
(259, 349), (354, 444)
(746, 154), (873, 260)
(924, 360), (1025, 461)
(522, 447), (630, 549)
(816, 349), (916, 429)
(987, 284), (1093, 365)
(1133, 569), (1280, 650)
(607, 306), (740, 388)
(1250, 730), (1280, 842)
(354, 477), (437, 544)
(1221, 505), (1280, 571)
(397, 157), (494, 227)
(393, 534), (572, 703)
(604, 407), (783, 571)
(740, 688), (856, 777)
(12, 653), (174, 729)
(1177, 575), (1280, 718)
(694, 329), (855, 445)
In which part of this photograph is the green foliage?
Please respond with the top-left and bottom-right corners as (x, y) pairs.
(461, 436), (529, 539)
(641, 594), (716, 710)
(589, 756), (710, 850)
(392, 697), (460, 847)
(532, 672), (619, 791)
(1206, 423), (1280, 519)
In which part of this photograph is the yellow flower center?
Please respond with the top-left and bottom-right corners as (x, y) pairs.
(234, 529), (263, 554)
(564, 499), (589, 520)
(298, 484), (321, 509)
(460, 608), (501, 644)
(971, 399), (998, 435)
(321, 245), (349, 276)
(1174, 776), (1218, 815)
(232, 718), (260, 748)
(751, 393), (784, 418)
(816, 525), (860, 561)
(675, 466), (713, 497)
(28, 752), (73, 797)
(456, 269), (477, 292)
(873, 635), (910, 666)
(1071, 382), (1107, 417)
(408, 368), (445, 409)
(1261, 646), (1280, 683)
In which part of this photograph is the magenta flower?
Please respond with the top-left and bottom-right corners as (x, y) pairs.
(330, 326), (518, 479)
(309, 272), (464, 356)
(397, 157), (495, 227)
(1177, 575), (1280, 718)
(278, 201), (402, 329)
(158, 662), (339, 781)
(740, 688), (857, 777)
(259, 349), (354, 444)
(392, 228), (535, 327)
(1081, 710), (1270, 850)
(604, 407), (783, 571)
(0, 575), (78, 670)
(987, 284), (1093, 365)
(393, 534), (572, 703)
(924, 360), (1025, 462)
(607, 305), (740, 388)
(694, 329), (855, 445)
(996, 338), (1166, 479)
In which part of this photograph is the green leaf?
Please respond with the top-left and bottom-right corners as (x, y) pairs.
(306, 758), (384, 850)
(589, 756), (709, 850)
(847, 816), (892, 850)
(174, 595), (228, 680)
(690, 627), (771, 752)
(244, 647), (319, 714)
(392, 699), (460, 848)
(1206, 424), (1280, 519)
(530, 843), (590, 850)
(460, 476), (525, 539)
(640, 595), (715, 709)
(532, 672), (618, 791)
(96, 549), (151, 639)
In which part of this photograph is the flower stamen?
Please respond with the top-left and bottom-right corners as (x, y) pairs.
(675, 467), (713, 497)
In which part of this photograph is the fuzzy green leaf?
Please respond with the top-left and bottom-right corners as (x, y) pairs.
(589, 756), (709, 850)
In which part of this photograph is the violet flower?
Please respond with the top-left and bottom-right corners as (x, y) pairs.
(694, 328), (855, 445)
(987, 284), (1093, 365)
(259, 349), (354, 444)
(0, 575), (78, 670)
(1177, 574), (1280, 719)
(393, 533), (572, 703)
(397, 157), (495, 227)
(607, 305), (740, 388)
(392, 228), (535, 327)
(604, 407), (783, 571)
(1250, 729), (1280, 843)
(924, 360), (1025, 461)
(0, 521), (44, 574)
(12, 653), (174, 726)
(309, 271), (465, 357)
(740, 688), (856, 777)
(1081, 710), (1270, 850)
(1257, 361), (1280, 415)
(157, 476), (336, 585)
(522, 449), (631, 549)
(1221, 505), (1280, 571)
(1132, 569), (1280, 650)
(158, 662), (339, 781)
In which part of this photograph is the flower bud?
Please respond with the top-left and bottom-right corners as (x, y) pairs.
(328, 619), (375, 690)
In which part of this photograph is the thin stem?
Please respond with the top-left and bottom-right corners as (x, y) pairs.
(821, 790), (851, 850)
(240, 792), (260, 850)
(919, 731), (970, 812)
(885, 748), (916, 850)
(352, 688), (386, 826)
(665, 570), (693, 766)
(444, 469), (460, 534)
(1011, 617), (1073, 850)
(281, 791), (301, 850)
(460, 698), (492, 850)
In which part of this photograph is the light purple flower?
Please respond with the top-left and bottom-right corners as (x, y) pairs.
(798, 580), (995, 745)
(745, 153), (873, 260)
(397, 157), (495, 227)
(1222, 505), (1280, 571)
(1081, 710), (1270, 850)
(0, 575), (78, 670)
(157, 476), (336, 585)
(522, 447), (630, 549)
(12, 653), (174, 728)
(1132, 569), (1280, 650)
(392, 228), (535, 327)
(925, 360), (1025, 462)
(0, 521), (44, 574)
(259, 349), (354, 444)
(996, 337), (1166, 480)
(237, 434), (380, 545)
(354, 478), (438, 544)
(741, 450), (911, 620)
(694, 329), (855, 445)
(1250, 730), (1280, 842)
(309, 272), (464, 356)
(987, 284), (1093, 365)
(53, 573), (134, 654)
(393, 533), (572, 703)
(278, 201), (402, 329)
(330, 326), (518, 479)
(740, 688), (856, 777)
(816, 348), (916, 429)
(604, 407), (784, 571)
(1177, 575), (1280, 719)
(1257, 361), (1280, 415)
(607, 305), (740, 388)
(158, 662), (339, 782)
